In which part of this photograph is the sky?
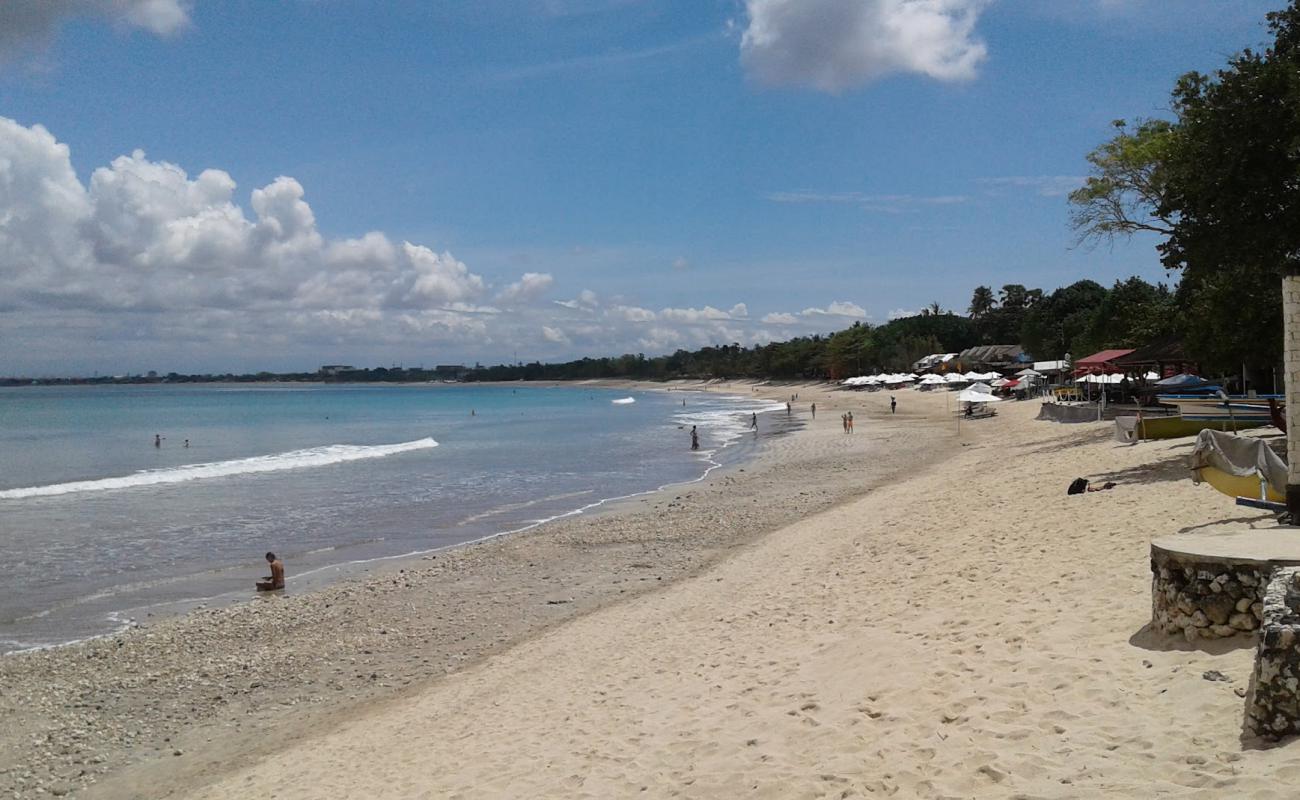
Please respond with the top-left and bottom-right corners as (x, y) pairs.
(0, 0), (1284, 375)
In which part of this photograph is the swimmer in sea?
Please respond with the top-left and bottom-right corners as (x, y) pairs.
(690, 425), (699, 451)
(154, 434), (162, 448)
(256, 552), (285, 591)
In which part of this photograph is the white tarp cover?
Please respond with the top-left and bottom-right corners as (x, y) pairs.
(1190, 429), (1287, 496)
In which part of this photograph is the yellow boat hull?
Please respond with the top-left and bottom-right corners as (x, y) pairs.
(1136, 416), (1264, 440)
(1196, 465), (1283, 502)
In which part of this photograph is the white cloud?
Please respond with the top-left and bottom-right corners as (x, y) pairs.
(801, 301), (868, 318)
(611, 305), (657, 322)
(496, 271), (554, 304)
(979, 175), (1086, 197)
(0, 117), (892, 373)
(541, 325), (570, 344)
(766, 190), (967, 212)
(0, 116), (505, 323)
(740, 0), (989, 92)
(553, 288), (599, 311)
(888, 307), (920, 319)
(671, 256), (690, 271)
(659, 305), (740, 323)
(0, 1), (191, 63)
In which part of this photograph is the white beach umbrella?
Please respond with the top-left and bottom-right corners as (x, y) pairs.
(944, 373), (967, 384)
(956, 386), (1002, 403)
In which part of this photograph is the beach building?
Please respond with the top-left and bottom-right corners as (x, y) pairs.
(1072, 349), (1134, 376)
(318, 364), (355, 377)
(1111, 338), (1198, 379)
(953, 344), (1030, 374)
(911, 353), (957, 372)
(1032, 359), (1070, 381)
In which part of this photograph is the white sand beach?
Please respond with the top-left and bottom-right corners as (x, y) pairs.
(13, 383), (1300, 798)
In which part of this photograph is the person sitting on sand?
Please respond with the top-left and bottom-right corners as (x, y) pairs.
(256, 552), (285, 591)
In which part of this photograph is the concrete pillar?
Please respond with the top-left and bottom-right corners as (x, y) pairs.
(1285, 274), (1300, 519)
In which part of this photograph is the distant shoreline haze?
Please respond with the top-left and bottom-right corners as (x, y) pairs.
(3, 271), (1216, 385)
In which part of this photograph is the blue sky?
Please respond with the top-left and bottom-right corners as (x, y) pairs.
(0, 0), (1282, 374)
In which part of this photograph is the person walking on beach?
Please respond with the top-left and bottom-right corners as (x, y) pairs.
(811, 402), (816, 419)
(847, 411), (854, 433)
(890, 395), (897, 414)
(750, 412), (758, 431)
(841, 413), (847, 433)
(786, 401), (791, 416)
(256, 552), (285, 592)
(690, 425), (699, 451)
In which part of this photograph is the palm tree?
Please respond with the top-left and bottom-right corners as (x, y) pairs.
(969, 285), (996, 317)
(927, 301), (944, 316)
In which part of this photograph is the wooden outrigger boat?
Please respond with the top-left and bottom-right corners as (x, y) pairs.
(1130, 415), (1265, 440)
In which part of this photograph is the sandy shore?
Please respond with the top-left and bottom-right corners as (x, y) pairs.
(15, 382), (1300, 798)
(143, 390), (1300, 798)
(2, 380), (944, 798)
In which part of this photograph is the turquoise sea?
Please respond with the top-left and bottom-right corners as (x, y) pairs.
(0, 383), (782, 653)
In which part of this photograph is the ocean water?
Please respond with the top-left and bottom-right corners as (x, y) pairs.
(0, 383), (783, 653)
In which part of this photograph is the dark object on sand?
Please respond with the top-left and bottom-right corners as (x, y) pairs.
(1068, 478), (1117, 495)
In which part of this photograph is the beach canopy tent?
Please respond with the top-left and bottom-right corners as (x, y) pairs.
(992, 378), (1012, 387)
(944, 373), (969, 384)
(956, 384), (1002, 403)
(918, 374), (947, 386)
(1073, 349), (1135, 375)
(1016, 368), (1043, 379)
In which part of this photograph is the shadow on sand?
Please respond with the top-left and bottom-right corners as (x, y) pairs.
(1128, 623), (1255, 654)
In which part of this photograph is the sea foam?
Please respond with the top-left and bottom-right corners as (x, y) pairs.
(0, 437), (439, 499)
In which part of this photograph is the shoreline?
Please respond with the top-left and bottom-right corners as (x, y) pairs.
(0, 381), (776, 656)
(1, 379), (949, 798)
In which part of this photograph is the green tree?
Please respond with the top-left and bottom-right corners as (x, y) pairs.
(968, 285), (996, 317)
(1020, 279), (1108, 359)
(1068, 119), (1177, 247)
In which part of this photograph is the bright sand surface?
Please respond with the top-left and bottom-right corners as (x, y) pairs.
(166, 387), (1300, 798)
(15, 381), (1300, 798)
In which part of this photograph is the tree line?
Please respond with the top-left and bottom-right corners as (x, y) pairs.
(463, 275), (1177, 383)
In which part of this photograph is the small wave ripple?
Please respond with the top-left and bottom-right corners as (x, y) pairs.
(0, 437), (439, 499)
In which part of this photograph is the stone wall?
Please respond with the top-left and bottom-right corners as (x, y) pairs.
(1150, 551), (1266, 641)
(1246, 567), (1300, 739)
